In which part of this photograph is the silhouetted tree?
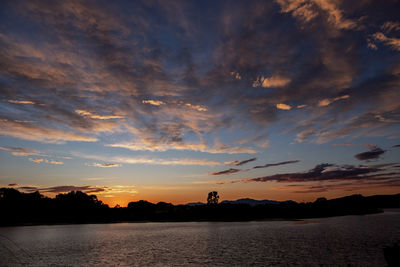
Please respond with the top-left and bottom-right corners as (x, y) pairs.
(207, 191), (219, 205)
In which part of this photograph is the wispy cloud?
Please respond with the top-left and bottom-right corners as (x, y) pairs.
(0, 119), (97, 144)
(276, 0), (358, 30)
(276, 103), (292, 110)
(253, 160), (300, 169)
(253, 75), (291, 88)
(107, 141), (258, 154)
(75, 110), (123, 120)
(73, 152), (220, 166)
(185, 103), (207, 112)
(142, 100), (165, 106)
(233, 163), (400, 183)
(211, 168), (245, 175)
(88, 162), (121, 168)
(318, 95), (349, 107)
(0, 146), (40, 156)
(225, 157), (257, 166)
(17, 185), (137, 196)
(373, 32), (400, 51)
(29, 158), (64, 165)
(7, 100), (36, 105)
(354, 146), (386, 161)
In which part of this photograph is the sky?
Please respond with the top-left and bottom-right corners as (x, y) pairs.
(0, 0), (400, 207)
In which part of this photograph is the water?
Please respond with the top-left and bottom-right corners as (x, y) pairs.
(1, 210), (399, 266)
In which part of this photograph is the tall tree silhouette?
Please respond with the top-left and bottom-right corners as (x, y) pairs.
(207, 191), (219, 205)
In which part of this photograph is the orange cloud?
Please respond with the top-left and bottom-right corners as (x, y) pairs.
(185, 103), (208, 112)
(7, 100), (36, 105)
(73, 152), (221, 166)
(252, 75), (290, 88)
(0, 119), (97, 144)
(276, 0), (357, 30)
(372, 32), (400, 51)
(75, 110), (123, 120)
(276, 103), (292, 110)
(142, 99), (165, 106)
(88, 162), (121, 168)
(28, 158), (64, 165)
(107, 141), (258, 154)
(0, 146), (40, 156)
(318, 95), (349, 107)
(262, 75), (291, 88)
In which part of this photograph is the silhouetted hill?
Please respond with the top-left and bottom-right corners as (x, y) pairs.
(186, 202), (205, 206)
(220, 198), (298, 206)
(1, 188), (399, 226)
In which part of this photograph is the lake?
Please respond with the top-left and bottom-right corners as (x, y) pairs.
(1, 209), (399, 266)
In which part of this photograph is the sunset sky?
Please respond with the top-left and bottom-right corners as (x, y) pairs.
(1, 0), (399, 207)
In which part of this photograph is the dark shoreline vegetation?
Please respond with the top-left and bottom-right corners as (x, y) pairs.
(1, 188), (400, 226)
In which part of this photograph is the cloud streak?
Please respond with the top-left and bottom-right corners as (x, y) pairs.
(211, 168), (245, 175)
(225, 157), (257, 166)
(73, 152), (220, 166)
(253, 160), (300, 169)
(0, 146), (40, 156)
(241, 163), (399, 183)
(88, 163), (121, 168)
(354, 147), (386, 161)
(29, 158), (64, 165)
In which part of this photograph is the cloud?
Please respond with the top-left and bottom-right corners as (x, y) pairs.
(225, 157), (257, 166)
(88, 162), (121, 168)
(142, 100), (165, 106)
(0, 119), (97, 144)
(275, 0), (358, 30)
(73, 152), (220, 166)
(75, 110), (123, 120)
(8, 183), (18, 186)
(29, 158), (45, 163)
(242, 163), (399, 183)
(354, 147), (386, 161)
(318, 95), (349, 107)
(372, 32), (400, 51)
(29, 158), (64, 165)
(253, 75), (291, 88)
(276, 103), (292, 110)
(7, 100), (36, 105)
(231, 71), (242, 80)
(107, 141), (258, 154)
(296, 129), (316, 143)
(185, 103), (207, 112)
(17, 184), (138, 196)
(382, 21), (400, 33)
(0, 146), (40, 156)
(211, 168), (244, 175)
(253, 160), (300, 169)
(48, 160), (64, 165)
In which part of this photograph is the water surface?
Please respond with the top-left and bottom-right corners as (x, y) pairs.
(1, 210), (399, 266)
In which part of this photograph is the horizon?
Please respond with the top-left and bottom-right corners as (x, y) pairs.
(1, 0), (400, 208)
(3, 186), (398, 208)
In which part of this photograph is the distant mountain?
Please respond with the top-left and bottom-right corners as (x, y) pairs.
(220, 198), (295, 206)
(186, 202), (205, 206)
(186, 198), (297, 206)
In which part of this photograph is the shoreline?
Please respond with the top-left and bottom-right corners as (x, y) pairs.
(1, 209), (389, 228)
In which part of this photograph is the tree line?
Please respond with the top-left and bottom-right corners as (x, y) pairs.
(1, 188), (399, 226)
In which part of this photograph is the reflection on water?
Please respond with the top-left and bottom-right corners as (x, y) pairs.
(1, 210), (399, 266)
